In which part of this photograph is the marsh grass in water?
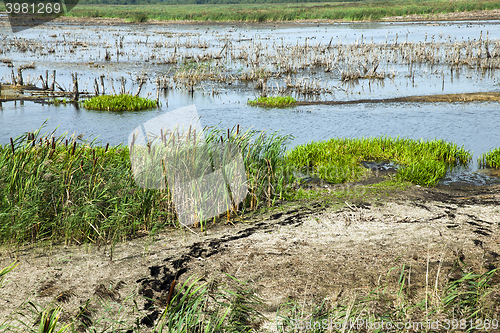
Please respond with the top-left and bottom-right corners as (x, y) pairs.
(479, 147), (500, 169)
(82, 94), (157, 111)
(0, 124), (291, 245)
(248, 96), (296, 107)
(286, 137), (471, 187)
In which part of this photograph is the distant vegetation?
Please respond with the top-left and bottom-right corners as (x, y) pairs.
(65, 0), (500, 22)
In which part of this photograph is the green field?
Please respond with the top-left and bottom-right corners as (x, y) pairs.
(59, 0), (500, 22)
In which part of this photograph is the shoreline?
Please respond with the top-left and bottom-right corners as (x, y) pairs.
(1, 8), (500, 28)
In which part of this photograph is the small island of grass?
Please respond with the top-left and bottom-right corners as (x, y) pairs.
(82, 94), (158, 111)
(248, 96), (296, 107)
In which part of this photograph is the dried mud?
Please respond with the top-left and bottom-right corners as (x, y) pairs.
(1, 178), (499, 331)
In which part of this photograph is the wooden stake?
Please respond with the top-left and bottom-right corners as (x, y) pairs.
(16, 68), (23, 86)
(50, 70), (56, 91)
(72, 73), (79, 101)
(100, 75), (105, 95)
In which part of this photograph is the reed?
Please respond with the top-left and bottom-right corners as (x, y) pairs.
(0, 124), (291, 245)
(286, 137), (471, 186)
(248, 96), (297, 107)
(479, 147), (500, 169)
(81, 94), (158, 111)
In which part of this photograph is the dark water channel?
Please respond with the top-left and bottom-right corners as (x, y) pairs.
(1, 20), (500, 185)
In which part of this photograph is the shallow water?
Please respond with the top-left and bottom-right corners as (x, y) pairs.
(1, 20), (500, 185)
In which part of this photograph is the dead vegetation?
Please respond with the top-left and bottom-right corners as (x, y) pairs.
(2, 27), (500, 102)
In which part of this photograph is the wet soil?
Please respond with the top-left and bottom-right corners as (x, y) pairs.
(1, 174), (499, 331)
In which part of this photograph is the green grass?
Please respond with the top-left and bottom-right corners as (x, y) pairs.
(64, 0), (500, 22)
(81, 94), (157, 112)
(479, 147), (500, 169)
(0, 124), (291, 245)
(248, 96), (296, 107)
(0, 128), (475, 245)
(286, 137), (472, 187)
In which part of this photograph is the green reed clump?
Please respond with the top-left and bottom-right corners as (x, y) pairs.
(203, 125), (293, 209)
(82, 94), (157, 111)
(248, 96), (296, 107)
(0, 124), (291, 245)
(286, 137), (471, 187)
(479, 147), (500, 169)
(0, 128), (172, 245)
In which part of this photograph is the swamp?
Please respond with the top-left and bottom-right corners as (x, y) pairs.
(1, 8), (500, 333)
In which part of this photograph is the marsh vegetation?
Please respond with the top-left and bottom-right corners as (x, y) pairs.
(82, 94), (158, 111)
(286, 137), (472, 186)
(63, 0), (500, 22)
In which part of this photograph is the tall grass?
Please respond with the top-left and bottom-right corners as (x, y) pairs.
(479, 147), (500, 169)
(0, 124), (291, 245)
(65, 0), (500, 22)
(286, 137), (472, 186)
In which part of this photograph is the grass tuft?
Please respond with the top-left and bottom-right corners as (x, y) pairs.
(286, 137), (471, 187)
(479, 147), (500, 169)
(82, 94), (157, 111)
(248, 96), (296, 107)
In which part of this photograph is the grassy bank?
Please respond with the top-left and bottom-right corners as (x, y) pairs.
(0, 128), (474, 245)
(479, 147), (500, 169)
(286, 137), (471, 187)
(0, 125), (291, 246)
(64, 0), (500, 22)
